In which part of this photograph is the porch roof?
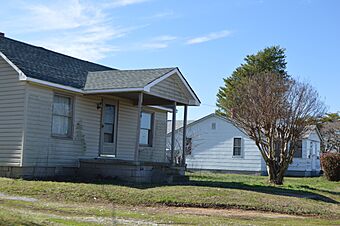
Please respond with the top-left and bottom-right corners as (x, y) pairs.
(85, 68), (175, 90)
(84, 67), (201, 106)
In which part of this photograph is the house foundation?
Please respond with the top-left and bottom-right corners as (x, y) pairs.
(78, 158), (187, 183)
(0, 159), (188, 184)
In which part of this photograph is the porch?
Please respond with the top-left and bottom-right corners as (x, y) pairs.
(78, 68), (200, 183)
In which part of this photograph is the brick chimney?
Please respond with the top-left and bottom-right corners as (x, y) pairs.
(0, 32), (4, 37)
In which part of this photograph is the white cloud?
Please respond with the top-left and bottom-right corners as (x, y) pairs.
(138, 35), (177, 50)
(145, 10), (175, 19)
(24, 0), (105, 32)
(141, 43), (168, 49)
(107, 0), (150, 7)
(186, 30), (232, 45)
(153, 35), (177, 41)
(0, 0), (178, 59)
(3, 0), (149, 61)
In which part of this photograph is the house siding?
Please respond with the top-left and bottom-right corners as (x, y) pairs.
(115, 101), (168, 162)
(139, 108), (167, 162)
(0, 57), (25, 166)
(260, 131), (321, 175)
(178, 116), (263, 172)
(115, 100), (138, 160)
(22, 84), (168, 167)
(22, 83), (102, 167)
(150, 73), (191, 104)
(170, 114), (321, 176)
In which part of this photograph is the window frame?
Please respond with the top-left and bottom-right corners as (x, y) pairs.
(139, 111), (154, 147)
(51, 93), (74, 139)
(293, 140), (303, 158)
(185, 137), (193, 155)
(103, 103), (117, 144)
(232, 137), (243, 158)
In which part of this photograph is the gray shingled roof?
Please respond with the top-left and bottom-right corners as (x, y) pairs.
(0, 36), (114, 89)
(85, 68), (175, 90)
(0, 36), (199, 104)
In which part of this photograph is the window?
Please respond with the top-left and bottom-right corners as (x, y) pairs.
(233, 138), (242, 156)
(308, 141), (313, 158)
(52, 94), (73, 137)
(293, 140), (303, 158)
(103, 104), (115, 143)
(186, 137), (192, 155)
(139, 112), (153, 146)
(211, 122), (216, 130)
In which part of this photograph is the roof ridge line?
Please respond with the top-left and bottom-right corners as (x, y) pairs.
(1, 36), (115, 70)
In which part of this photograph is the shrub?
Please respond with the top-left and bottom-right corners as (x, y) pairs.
(320, 152), (340, 181)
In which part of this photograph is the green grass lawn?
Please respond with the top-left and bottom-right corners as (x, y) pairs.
(0, 172), (339, 225)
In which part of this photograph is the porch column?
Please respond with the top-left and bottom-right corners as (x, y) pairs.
(135, 92), (143, 161)
(171, 102), (177, 165)
(181, 105), (188, 167)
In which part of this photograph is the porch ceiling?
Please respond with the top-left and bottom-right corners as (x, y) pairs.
(88, 92), (188, 106)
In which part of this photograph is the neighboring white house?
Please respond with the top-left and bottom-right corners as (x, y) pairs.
(168, 113), (322, 176)
(0, 33), (200, 182)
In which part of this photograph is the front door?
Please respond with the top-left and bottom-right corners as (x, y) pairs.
(100, 100), (117, 157)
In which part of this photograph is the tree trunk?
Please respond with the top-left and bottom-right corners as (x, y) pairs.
(266, 163), (284, 185)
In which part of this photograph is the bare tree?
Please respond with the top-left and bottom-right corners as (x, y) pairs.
(166, 127), (204, 165)
(223, 72), (325, 184)
(320, 121), (340, 153)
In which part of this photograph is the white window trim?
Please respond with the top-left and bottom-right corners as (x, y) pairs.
(139, 111), (154, 147)
(293, 140), (303, 159)
(232, 137), (244, 158)
(51, 93), (74, 139)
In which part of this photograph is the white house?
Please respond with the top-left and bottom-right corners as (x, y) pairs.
(0, 33), (200, 183)
(168, 113), (322, 176)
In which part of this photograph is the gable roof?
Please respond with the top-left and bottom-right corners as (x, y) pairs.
(0, 36), (113, 89)
(167, 113), (235, 134)
(85, 68), (175, 91)
(167, 120), (195, 134)
(169, 113), (322, 141)
(302, 125), (322, 141)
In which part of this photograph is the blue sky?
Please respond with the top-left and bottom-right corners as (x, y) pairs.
(0, 0), (339, 120)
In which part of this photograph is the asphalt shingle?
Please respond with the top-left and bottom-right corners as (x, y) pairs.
(84, 68), (176, 90)
(0, 36), (114, 89)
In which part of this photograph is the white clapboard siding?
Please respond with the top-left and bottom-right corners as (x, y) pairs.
(182, 115), (263, 172)
(168, 114), (322, 174)
(0, 57), (25, 166)
(150, 73), (191, 104)
(260, 131), (321, 172)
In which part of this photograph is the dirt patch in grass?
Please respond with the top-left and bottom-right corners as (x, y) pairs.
(148, 207), (305, 219)
(125, 205), (307, 219)
(0, 192), (37, 202)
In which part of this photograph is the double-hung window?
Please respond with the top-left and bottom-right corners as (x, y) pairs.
(233, 137), (242, 156)
(52, 94), (73, 138)
(293, 140), (303, 158)
(186, 137), (192, 155)
(139, 112), (153, 146)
